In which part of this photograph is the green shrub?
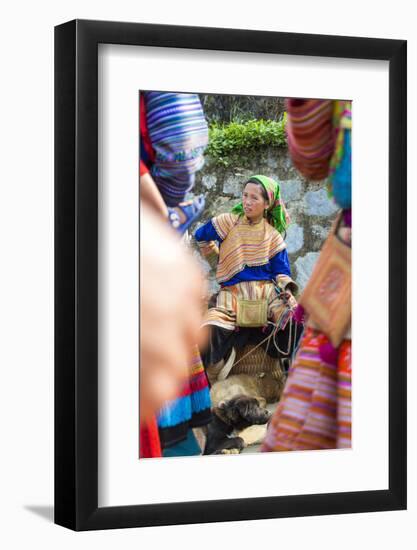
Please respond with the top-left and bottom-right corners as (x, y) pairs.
(206, 114), (287, 166)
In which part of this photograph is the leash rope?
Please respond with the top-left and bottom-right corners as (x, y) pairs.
(230, 332), (274, 369)
(218, 281), (299, 373)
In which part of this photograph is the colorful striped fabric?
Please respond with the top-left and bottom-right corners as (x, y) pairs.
(203, 280), (297, 332)
(329, 102), (352, 173)
(142, 92), (209, 206)
(336, 340), (352, 448)
(273, 98), (352, 454)
(286, 99), (335, 181)
(157, 345), (212, 450)
(210, 212), (239, 240)
(328, 101), (352, 209)
(261, 327), (351, 451)
(212, 213), (286, 284)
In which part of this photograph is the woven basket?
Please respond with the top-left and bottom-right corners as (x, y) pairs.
(207, 345), (286, 403)
(231, 345), (282, 378)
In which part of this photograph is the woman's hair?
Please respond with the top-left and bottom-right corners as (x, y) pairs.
(245, 179), (269, 203)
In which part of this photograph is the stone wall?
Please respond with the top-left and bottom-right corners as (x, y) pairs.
(188, 146), (338, 298)
(199, 94), (286, 123)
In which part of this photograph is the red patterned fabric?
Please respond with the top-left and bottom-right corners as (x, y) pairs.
(139, 415), (162, 458)
(140, 159), (149, 176)
(139, 94), (156, 166)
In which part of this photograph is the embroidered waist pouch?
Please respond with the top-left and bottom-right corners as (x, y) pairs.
(236, 298), (268, 328)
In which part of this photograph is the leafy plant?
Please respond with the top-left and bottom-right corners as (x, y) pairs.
(206, 114), (287, 166)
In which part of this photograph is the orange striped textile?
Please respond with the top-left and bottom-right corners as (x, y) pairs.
(203, 280), (296, 332)
(212, 213), (286, 284)
(336, 340), (352, 448)
(286, 99), (335, 181)
(261, 327), (351, 452)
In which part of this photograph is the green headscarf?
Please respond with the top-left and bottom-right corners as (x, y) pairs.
(231, 175), (290, 234)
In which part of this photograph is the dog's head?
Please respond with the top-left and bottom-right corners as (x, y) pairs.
(214, 395), (271, 431)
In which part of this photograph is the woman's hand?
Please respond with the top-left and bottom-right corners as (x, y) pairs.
(283, 289), (293, 300)
(140, 204), (207, 421)
(281, 286), (297, 309)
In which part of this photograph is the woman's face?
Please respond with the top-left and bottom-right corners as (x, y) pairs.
(242, 183), (268, 221)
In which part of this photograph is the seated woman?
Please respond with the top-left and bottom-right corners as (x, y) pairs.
(194, 175), (301, 373)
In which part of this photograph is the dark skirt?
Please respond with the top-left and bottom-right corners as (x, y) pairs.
(200, 318), (303, 373)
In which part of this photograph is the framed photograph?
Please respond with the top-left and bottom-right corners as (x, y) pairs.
(55, 19), (406, 530)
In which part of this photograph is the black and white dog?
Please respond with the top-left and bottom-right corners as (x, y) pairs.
(203, 394), (271, 455)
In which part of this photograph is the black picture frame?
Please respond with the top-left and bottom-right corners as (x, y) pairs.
(55, 19), (407, 531)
